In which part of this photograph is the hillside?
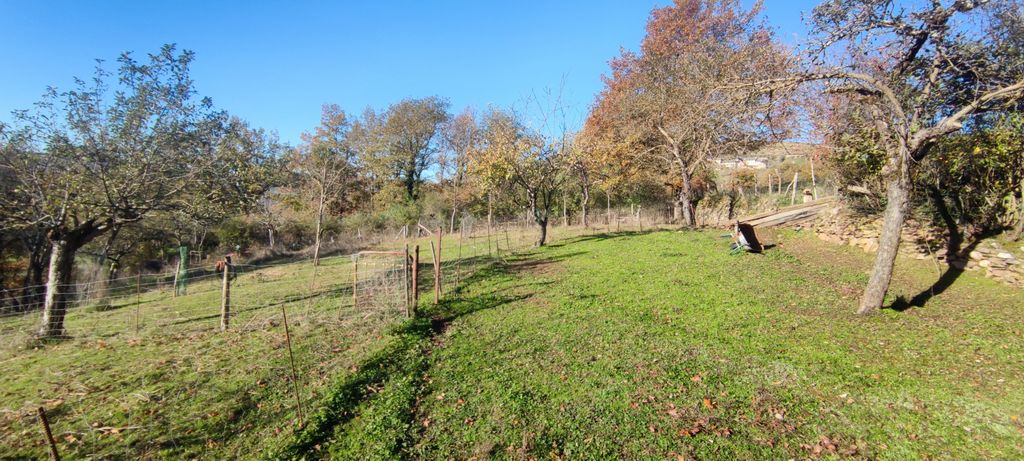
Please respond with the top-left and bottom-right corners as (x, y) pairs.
(3, 228), (1022, 459)
(309, 230), (1023, 459)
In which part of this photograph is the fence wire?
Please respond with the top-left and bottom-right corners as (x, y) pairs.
(0, 218), (669, 459)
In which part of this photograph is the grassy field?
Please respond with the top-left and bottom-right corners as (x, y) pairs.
(0, 252), (411, 459)
(292, 229), (1023, 460)
(3, 227), (1022, 459)
(0, 223), (590, 459)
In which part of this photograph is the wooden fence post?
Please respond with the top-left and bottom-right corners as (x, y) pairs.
(638, 207), (643, 232)
(38, 406), (60, 461)
(404, 245), (411, 318)
(504, 228), (511, 253)
(412, 245), (419, 306)
(220, 255), (232, 331)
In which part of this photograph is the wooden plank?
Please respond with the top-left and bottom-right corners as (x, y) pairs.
(737, 196), (835, 227)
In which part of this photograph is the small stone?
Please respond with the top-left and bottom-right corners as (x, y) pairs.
(969, 251), (984, 260)
(997, 252), (1013, 259)
(979, 260), (991, 268)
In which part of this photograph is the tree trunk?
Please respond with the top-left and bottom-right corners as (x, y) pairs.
(810, 155), (819, 200)
(1014, 182), (1023, 241)
(536, 217), (548, 246)
(858, 152), (912, 314)
(20, 233), (50, 312)
(727, 191), (738, 221)
(268, 226), (275, 248)
(38, 238), (78, 338)
(581, 184), (590, 228)
(562, 195), (568, 227)
(313, 192), (325, 267)
(677, 172), (696, 227)
(449, 206), (457, 235)
(528, 192), (549, 247)
(487, 193), (493, 231)
(94, 225), (123, 307)
(606, 192), (611, 228)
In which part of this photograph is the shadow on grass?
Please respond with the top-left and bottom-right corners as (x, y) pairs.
(887, 187), (997, 312)
(274, 256), (540, 459)
(553, 229), (665, 247)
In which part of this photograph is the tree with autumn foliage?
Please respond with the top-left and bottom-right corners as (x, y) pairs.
(471, 108), (565, 246)
(582, 0), (792, 226)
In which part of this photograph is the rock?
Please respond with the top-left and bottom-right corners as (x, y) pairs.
(988, 269), (1014, 279)
(969, 251), (984, 260)
(997, 252), (1013, 259)
(979, 260), (991, 268)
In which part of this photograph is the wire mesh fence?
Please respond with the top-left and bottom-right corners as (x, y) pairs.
(0, 217), (672, 458)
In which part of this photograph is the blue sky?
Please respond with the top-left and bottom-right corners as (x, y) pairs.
(0, 1), (817, 146)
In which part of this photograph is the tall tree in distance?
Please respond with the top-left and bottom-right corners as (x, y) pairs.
(439, 107), (481, 232)
(584, 0), (792, 226)
(383, 97), (450, 202)
(292, 104), (358, 266)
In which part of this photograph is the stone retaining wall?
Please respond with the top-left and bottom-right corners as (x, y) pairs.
(813, 208), (1023, 287)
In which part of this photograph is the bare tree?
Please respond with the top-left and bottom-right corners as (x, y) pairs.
(439, 107), (481, 232)
(293, 104), (358, 266)
(757, 0), (1024, 314)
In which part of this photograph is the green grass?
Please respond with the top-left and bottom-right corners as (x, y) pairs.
(4, 227), (1022, 459)
(0, 254), (406, 459)
(308, 229), (1023, 460)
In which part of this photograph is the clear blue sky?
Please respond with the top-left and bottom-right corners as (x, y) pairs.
(0, 1), (816, 146)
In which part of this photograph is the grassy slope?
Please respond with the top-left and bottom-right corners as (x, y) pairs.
(0, 223), (578, 460)
(319, 229), (1022, 460)
(5, 228), (1022, 459)
(0, 255), (404, 459)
